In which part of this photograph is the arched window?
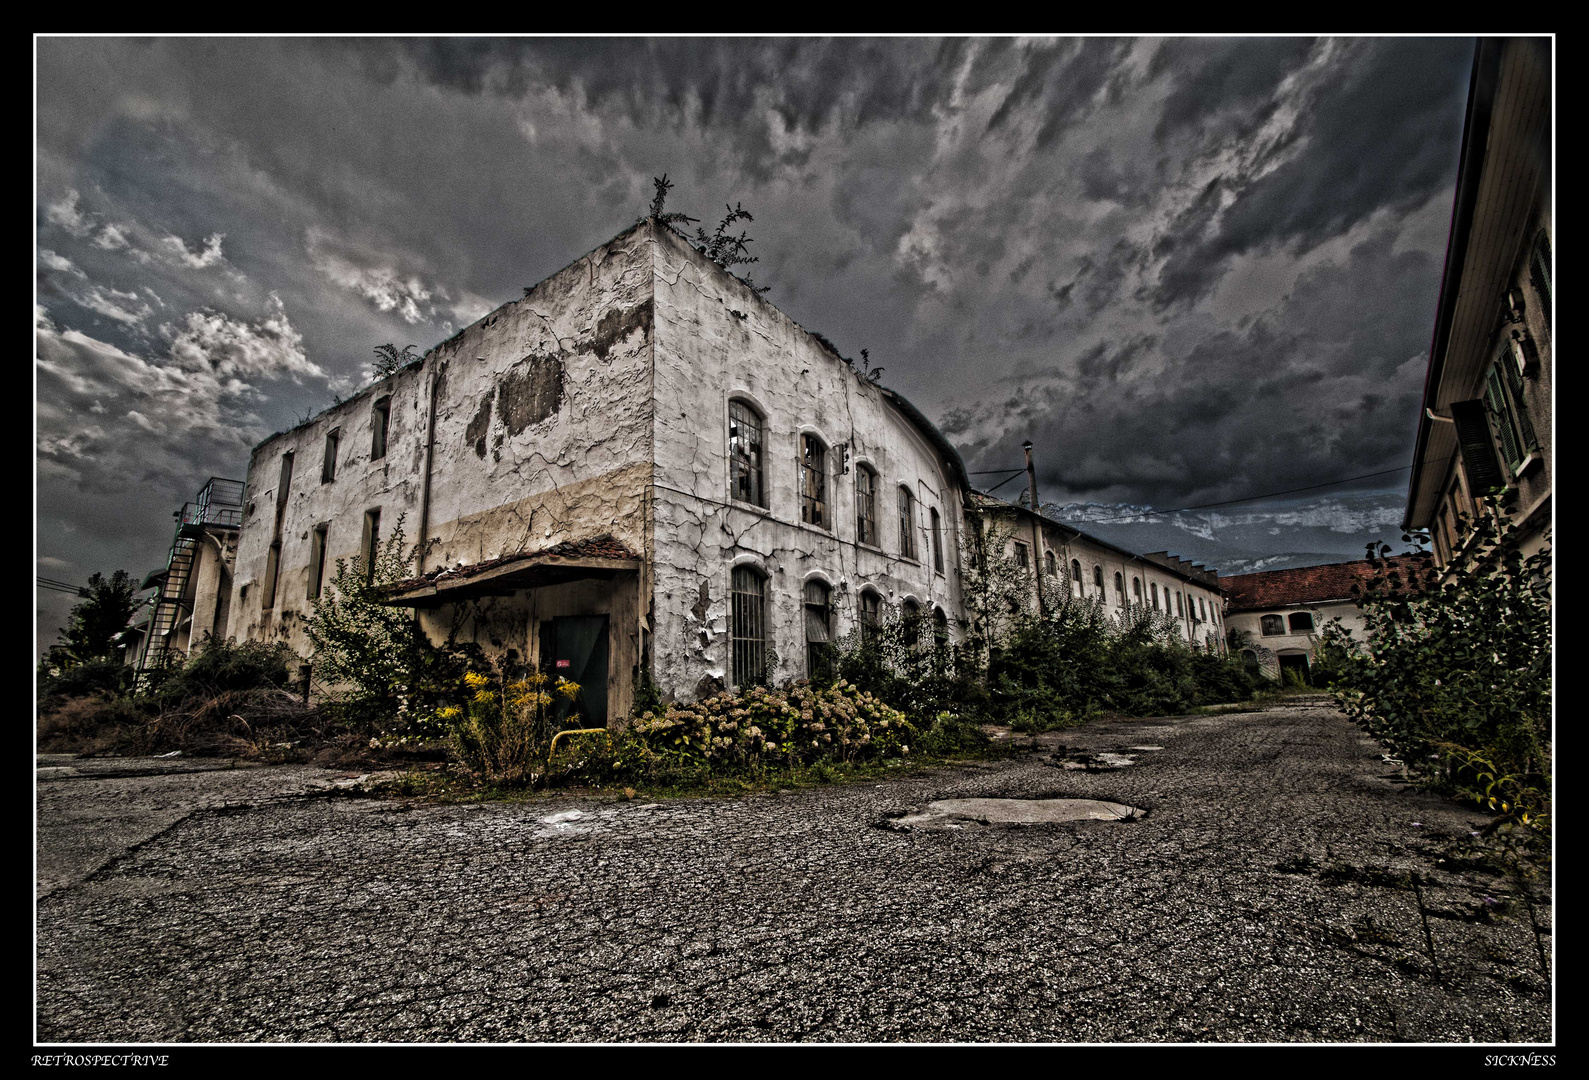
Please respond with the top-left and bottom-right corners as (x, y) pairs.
(805, 579), (832, 678)
(1260, 614), (1285, 636)
(932, 606), (950, 652)
(859, 589), (882, 644)
(931, 507), (944, 572)
(898, 487), (917, 560)
(1093, 565), (1104, 591)
(1176, 591), (1184, 617)
(854, 463), (877, 545)
(901, 597), (923, 647)
(1045, 550), (1057, 577)
(1151, 582), (1159, 610)
(1072, 559), (1083, 595)
(1198, 596), (1206, 621)
(729, 399), (765, 507)
(799, 434), (827, 528)
(1289, 612), (1315, 633)
(731, 566), (768, 687)
(1132, 577), (1142, 605)
(1241, 649), (1260, 672)
(1114, 572), (1125, 604)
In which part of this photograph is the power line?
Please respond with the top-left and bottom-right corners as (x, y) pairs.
(972, 458), (1453, 526)
(36, 577), (88, 596)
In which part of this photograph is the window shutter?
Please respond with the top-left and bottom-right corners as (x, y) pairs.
(1502, 359), (1539, 451)
(1484, 371), (1521, 468)
(1448, 398), (1506, 493)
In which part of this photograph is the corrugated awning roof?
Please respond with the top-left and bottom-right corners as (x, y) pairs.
(382, 534), (641, 607)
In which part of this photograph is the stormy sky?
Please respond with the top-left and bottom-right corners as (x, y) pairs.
(36, 36), (1481, 651)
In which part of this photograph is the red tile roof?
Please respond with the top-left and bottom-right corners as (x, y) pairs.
(1220, 554), (1434, 612)
(384, 534), (640, 593)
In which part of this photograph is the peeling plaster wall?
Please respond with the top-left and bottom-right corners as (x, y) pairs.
(229, 222), (657, 679)
(647, 225), (967, 700)
(230, 364), (429, 657)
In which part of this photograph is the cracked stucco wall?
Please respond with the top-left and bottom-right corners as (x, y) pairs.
(229, 223), (656, 695)
(646, 224), (967, 701)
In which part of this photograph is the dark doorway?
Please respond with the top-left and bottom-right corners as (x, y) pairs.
(540, 615), (609, 727)
(1277, 652), (1311, 685)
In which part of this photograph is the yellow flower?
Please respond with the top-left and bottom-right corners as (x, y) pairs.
(464, 672), (490, 689)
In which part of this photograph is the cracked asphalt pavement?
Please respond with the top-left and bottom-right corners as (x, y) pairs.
(35, 697), (1552, 1043)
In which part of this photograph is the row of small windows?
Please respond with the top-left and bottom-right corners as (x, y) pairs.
(314, 396), (392, 486)
(1053, 556), (1216, 622)
(259, 509), (382, 613)
(732, 400), (943, 570)
(730, 566), (948, 687)
(1260, 613), (1314, 636)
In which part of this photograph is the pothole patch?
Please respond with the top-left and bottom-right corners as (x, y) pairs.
(1046, 748), (1137, 770)
(883, 797), (1146, 831)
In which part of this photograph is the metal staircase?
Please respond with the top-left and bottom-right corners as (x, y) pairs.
(136, 477), (245, 677)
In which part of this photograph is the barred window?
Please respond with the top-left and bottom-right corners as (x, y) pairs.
(898, 487), (917, 560)
(800, 434), (828, 528)
(729, 400), (766, 507)
(805, 579), (832, 679)
(855, 464), (877, 545)
(731, 566), (768, 688)
(1261, 614), (1284, 636)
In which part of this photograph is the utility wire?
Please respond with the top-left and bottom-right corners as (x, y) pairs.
(971, 457), (1454, 527)
(37, 577), (88, 596)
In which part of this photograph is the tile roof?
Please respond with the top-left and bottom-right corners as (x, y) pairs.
(1220, 554), (1435, 612)
(384, 534), (640, 593)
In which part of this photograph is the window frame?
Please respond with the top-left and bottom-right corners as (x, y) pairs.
(322, 428), (340, 484)
(799, 433), (829, 529)
(898, 486), (918, 561)
(1288, 612), (1315, 633)
(854, 463), (877, 546)
(731, 565), (769, 689)
(930, 506), (945, 573)
(1260, 613), (1284, 636)
(371, 396), (391, 461)
(804, 578), (832, 679)
(729, 399), (767, 508)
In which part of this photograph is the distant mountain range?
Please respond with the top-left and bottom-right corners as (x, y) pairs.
(1043, 491), (1420, 577)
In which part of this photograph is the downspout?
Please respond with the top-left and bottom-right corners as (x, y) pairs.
(1023, 440), (1044, 617)
(416, 360), (446, 578)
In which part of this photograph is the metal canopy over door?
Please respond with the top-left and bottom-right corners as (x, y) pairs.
(540, 615), (610, 727)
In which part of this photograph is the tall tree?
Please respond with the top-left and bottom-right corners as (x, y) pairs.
(53, 571), (140, 666)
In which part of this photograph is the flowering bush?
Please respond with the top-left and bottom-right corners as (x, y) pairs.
(631, 679), (914, 768)
(446, 669), (581, 785)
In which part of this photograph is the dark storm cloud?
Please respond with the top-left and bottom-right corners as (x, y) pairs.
(36, 36), (1488, 655)
(1151, 37), (1473, 308)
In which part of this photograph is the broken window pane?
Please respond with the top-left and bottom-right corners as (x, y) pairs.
(729, 400), (765, 507)
(800, 434), (827, 528)
(855, 464), (876, 545)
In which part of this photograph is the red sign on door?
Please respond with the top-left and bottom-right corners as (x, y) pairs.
(556, 659), (572, 668)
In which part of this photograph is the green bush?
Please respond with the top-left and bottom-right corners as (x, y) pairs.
(1321, 511), (1550, 839)
(38, 658), (135, 703)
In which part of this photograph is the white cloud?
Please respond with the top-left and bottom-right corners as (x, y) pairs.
(44, 189), (95, 236)
(39, 249), (86, 277)
(305, 225), (487, 327)
(161, 231), (226, 269)
(75, 285), (155, 327)
(95, 223), (132, 251)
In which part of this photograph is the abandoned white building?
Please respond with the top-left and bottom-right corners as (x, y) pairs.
(969, 491), (1227, 652)
(1405, 36), (1551, 568)
(209, 218), (974, 724)
(131, 216), (1243, 722)
(1220, 555), (1432, 682)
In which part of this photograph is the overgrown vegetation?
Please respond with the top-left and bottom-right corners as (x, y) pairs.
(646, 174), (769, 294)
(42, 570), (141, 673)
(1316, 506), (1551, 848)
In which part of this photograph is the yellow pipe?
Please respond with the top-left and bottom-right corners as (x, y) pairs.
(549, 727), (610, 756)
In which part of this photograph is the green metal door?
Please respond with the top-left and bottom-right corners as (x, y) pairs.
(543, 615), (610, 727)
